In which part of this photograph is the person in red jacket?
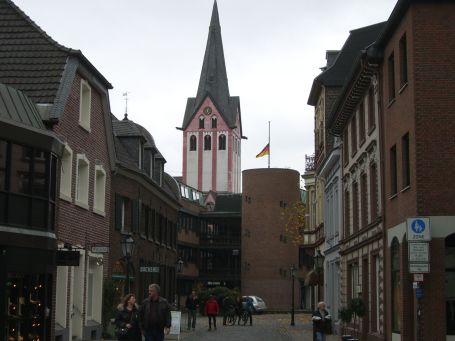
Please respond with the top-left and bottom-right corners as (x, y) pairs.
(204, 295), (219, 331)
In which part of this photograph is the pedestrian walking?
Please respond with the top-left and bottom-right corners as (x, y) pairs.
(139, 284), (172, 341)
(245, 296), (254, 326)
(235, 296), (243, 325)
(312, 301), (331, 341)
(115, 294), (142, 341)
(185, 290), (199, 330)
(204, 295), (219, 331)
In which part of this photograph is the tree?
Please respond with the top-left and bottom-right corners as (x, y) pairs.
(282, 201), (307, 245)
(338, 306), (353, 336)
(350, 297), (366, 339)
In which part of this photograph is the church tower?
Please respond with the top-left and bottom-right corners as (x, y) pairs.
(181, 1), (244, 193)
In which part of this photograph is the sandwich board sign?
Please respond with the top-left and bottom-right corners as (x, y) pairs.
(166, 311), (181, 340)
(407, 217), (431, 242)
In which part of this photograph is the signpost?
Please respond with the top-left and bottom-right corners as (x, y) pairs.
(408, 242), (430, 263)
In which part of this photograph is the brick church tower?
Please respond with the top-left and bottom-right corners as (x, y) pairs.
(180, 1), (244, 193)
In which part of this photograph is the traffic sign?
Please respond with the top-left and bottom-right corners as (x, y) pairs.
(408, 242), (430, 262)
(415, 287), (423, 299)
(407, 217), (431, 241)
(409, 263), (430, 273)
(413, 274), (424, 282)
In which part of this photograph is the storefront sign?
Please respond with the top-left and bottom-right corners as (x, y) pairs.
(407, 217), (431, 241)
(408, 242), (430, 262)
(91, 246), (109, 254)
(140, 266), (159, 273)
(409, 263), (430, 273)
(169, 311), (181, 337)
(56, 250), (80, 266)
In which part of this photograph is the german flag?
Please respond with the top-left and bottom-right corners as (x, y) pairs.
(256, 143), (270, 158)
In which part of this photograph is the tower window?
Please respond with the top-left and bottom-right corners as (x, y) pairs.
(189, 135), (197, 151)
(199, 116), (205, 129)
(212, 116), (217, 128)
(204, 135), (211, 151)
(219, 134), (226, 150)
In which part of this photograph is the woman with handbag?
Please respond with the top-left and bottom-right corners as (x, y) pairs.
(115, 294), (142, 341)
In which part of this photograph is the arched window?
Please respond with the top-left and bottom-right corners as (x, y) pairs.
(391, 238), (401, 333)
(204, 135), (211, 151)
(189, 135), (197, 151)
(199, 116), (205, 129)
(218, 134), (226, 150)
(212, 116), (217, 129)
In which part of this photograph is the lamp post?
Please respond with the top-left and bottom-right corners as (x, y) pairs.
(290, 265), (296, 326)
(121, 235), (135, 294)
(313, 250), (324, 303)
(176, 259), (184, 309)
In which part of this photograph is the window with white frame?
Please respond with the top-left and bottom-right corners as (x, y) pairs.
(79, 79), (91, 131)
(60, 144), (73, 199)
(94, 165), (106, 213)
(76, 154), (89, 207)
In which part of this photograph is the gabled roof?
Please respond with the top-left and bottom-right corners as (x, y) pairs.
(182, 1), (241, 132)
(307, 22), (386, 106)
(0, 0), (112, 105)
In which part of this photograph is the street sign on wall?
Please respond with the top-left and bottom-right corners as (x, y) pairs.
(408, 242), (430, 262)
(140, 266), (160, 273)
(91, 246), (109, 254)
(407, 217), (431, 241)
(409, 263), (430, 273)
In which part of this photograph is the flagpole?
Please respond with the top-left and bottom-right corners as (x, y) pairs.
(268, 121), (271, 168)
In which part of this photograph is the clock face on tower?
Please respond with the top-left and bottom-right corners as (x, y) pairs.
(203, 106), (212, 115)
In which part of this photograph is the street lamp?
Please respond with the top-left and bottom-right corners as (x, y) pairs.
(314, 250), (324, 272)
(176, 259), (184, 308)
(177, 258), (184, 273)
(290, 265), (296, 326)
(121, 235), (135, 293)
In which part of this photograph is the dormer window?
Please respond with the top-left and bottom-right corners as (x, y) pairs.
(79, 79), (91, 131)
(212, 116), (217, 128)
(189, 135), (197, 151)
(199, 116), (205, 129)
(138, 142), (143, 169)
(149, 154), (154, 177)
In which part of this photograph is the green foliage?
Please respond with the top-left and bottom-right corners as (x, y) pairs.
(195, 286), (240, 315)
(349, 297), (366, 318)
(338, 306), (353, 325)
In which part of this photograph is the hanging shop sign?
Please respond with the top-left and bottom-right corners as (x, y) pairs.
(56, 250), (80, 266)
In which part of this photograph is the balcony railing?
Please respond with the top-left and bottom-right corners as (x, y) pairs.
(305, 154), (315, 172)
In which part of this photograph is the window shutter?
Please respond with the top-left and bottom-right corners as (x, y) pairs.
(115, 193), (122, 231)
(132, 199), (140, 233)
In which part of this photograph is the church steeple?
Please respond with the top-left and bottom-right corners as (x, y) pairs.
(195, 0), (230, 112)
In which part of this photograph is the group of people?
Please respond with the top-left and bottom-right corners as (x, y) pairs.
(115, 284), (172, 341)
(185, 291), (255, 332)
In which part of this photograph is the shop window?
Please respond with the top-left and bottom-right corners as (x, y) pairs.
(6, 274), (52, 341)
(60, 144), (73, 199)
(75, 154), (89, 207)
(79, 79), (91, 131)
(446, 234), (455, 335)
(93, 165), (106, 214)
(189, 135), (197, 151)
(219, 134), (226, 150)
(391, 238), (401, 333)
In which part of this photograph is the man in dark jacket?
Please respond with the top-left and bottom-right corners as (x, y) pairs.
(185, 290), (199, 330)
(312, 301), (331, 341)
(140, 284), (172, 341)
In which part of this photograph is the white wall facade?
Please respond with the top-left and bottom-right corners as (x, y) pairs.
(216, 131), (229, 191)
(186, 133), (199, 189)
(202, 132), (213, 192)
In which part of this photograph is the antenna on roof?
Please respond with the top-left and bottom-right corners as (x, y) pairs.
(123, 91), (130, 120)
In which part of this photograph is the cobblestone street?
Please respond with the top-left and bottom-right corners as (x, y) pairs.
(178, 314), (338, 341)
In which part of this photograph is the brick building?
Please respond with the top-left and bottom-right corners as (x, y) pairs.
(110, 115), (180, 304)
(242, 168), (301, 311)
(0, 1), (115, 339)
(373, 1), (455, 340)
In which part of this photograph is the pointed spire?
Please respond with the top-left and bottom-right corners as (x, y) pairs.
(195, 0), (230, 111)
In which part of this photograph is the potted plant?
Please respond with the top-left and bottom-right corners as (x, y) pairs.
(349, 297), (366, 340)
(338, 306), (353, 340)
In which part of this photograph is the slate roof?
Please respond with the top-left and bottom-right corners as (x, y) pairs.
(0, 0), (112, 105)
(212, 193), (241, 213)
(307, 22), (387, 106)
(182, 1), (240, 131)
(0, 81), (45, 129)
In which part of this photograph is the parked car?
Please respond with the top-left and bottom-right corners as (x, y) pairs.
(242, 296), (267, 313)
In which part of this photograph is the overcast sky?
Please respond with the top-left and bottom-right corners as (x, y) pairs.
(16, 0), (397, 177)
